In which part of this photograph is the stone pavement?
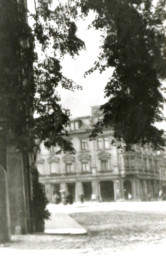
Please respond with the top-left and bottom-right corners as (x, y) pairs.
(47, 201), (166, 214)
(0, 201), (166, 256)
(1, 241), (166, 256)
(44, 201), (166, 235)
(45, 212), (87, 235)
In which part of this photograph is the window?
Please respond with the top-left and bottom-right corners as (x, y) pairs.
(137, 157), (142, 170)
(97, 138), (103, 149)
(81, 139), (88, 150)
(50, 146), (55, 154)
(70, 122), (75, 131)
(101, 159), (108, 171)
(97, 137), (110, 149)
(75, 122), (79, 130)
(66, 163), (73, 173)
(50, 162), (58, 174)
(154, 160), (158, 172)
(149, 158), (153, 170)
(104, 138), (109, 149)
(130, 157), (135, 168)
(66, 109), (70, 117)
(82, 162), (90, 172)
(143, 158), (148, 170)
(146, 158), (150, 170)
(124, 156), (136, 169)
(70, 121), (79, 131)
(124, 156), (130, 167)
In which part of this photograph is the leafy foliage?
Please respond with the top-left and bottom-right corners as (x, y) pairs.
(31, 165), (50, 232)
(1, 0), (165, 150)
(79, 0), (166, 148)
(0, 0), (84, 153)
(0, 0), (84, 233)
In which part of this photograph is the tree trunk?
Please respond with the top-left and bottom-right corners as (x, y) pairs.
(0, 127), (11, 242)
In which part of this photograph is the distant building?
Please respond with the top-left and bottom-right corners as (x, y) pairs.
(37, 106), (166, 202)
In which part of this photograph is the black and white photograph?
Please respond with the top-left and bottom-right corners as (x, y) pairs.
(0, 0), (166, 255)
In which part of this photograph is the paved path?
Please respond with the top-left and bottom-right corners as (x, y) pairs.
(0, 201), (166, 255)
(1, 242), (166, 256)
(47, 201), (166, 214)
(45, 201), (166, 235)
(44, 212), (87, 235)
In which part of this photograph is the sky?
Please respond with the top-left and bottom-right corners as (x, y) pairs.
(59, 17), (113, 118)
(27, 0), (112, 118)
(27, 0), (166, 130)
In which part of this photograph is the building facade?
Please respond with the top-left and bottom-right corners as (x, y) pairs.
(37, 106), (166, 202)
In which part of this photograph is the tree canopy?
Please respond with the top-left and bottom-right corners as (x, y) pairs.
(0, 0), (84, 153)
(0, 0), (166, 153)
(79, 0), (166, 149)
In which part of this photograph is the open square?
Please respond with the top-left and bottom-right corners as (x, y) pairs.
(1, 202), (166, 255)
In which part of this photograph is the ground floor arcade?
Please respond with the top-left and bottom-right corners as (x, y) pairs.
(41, 175), (161, 203)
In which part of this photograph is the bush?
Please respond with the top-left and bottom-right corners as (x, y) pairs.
(31, 165), (50, 232)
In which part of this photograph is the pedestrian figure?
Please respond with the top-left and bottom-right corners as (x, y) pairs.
(53, 193), (60, 204)
(128, 193), (132, 200)
(68, 192), (73, 204)
(159, 190), (162, 200)
(148, 192), (151, 201)
(62, 192), (68, 205)
(91, 194), (96, 202)
(80, 194), (84, 203)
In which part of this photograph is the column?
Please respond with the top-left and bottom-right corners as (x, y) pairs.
(150, 180), (154, 199)
(150, 180), (155, 199)
(132, 179), (141, 200)
(114, 180), (121, 201)
(92, 180), (100, 201)
(142, 180), (148, 201)
(153, 180), (159, 199)
(75, 182), (83, 202)
(147, 180), (153, 200)
(139, 180), (144, 201)
(119, 153), (125, 175)
(136, 179), (142, 200)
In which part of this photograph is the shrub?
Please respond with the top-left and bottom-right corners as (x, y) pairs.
(31, 165), (50, 232)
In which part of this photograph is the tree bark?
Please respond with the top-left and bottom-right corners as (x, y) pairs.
(0, 127), (11, 242)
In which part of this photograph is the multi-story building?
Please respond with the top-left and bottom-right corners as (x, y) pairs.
(37, 106), (166, 202)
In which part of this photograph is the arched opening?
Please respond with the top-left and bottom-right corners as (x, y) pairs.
(100, 180), (114, 202)
(123, 180), (132, 200)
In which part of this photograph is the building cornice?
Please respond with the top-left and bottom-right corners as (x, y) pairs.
(47, 155), (60, 163)
(78, 153), (91, 161)
(63, 154), (75, 163)
(98, 151), (110, 159)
